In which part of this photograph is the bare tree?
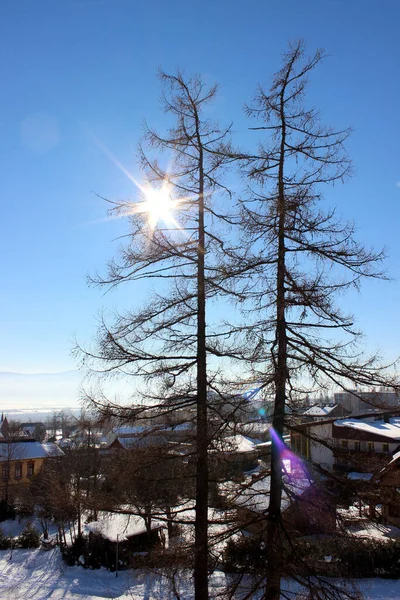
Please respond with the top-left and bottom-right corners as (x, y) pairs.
(74, 49), (400, 597)
(76, 71), (238, 599)
(231, 40), (400, 599)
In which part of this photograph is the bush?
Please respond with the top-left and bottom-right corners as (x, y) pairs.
(294, 536), (400, 579)
(340, 538), (400, 578)
(223, 535), (268, 573)
(17, 522), (40, 548)
(0, 498), (16, 522)
(61, 534), (88, 567)
(223, 533), (400, 579)
(0, 527), (11, 550)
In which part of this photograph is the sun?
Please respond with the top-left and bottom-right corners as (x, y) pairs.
(139, 182), (177, 229)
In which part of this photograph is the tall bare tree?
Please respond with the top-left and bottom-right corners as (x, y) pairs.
(76, 71), (237, 599)
(233, 40), (400, 599)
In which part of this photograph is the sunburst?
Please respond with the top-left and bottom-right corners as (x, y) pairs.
(136, 181), (178, 229)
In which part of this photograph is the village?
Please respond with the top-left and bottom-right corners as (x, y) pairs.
(1, 1), (400, 597)
(1, 387), (400, 586)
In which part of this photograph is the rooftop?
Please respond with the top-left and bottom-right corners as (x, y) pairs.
(0, 441), (64, 461)
(334, 417), (400, 441)
(85, 512), (164, 542)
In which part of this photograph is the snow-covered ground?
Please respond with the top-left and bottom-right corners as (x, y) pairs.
(0, 548), (400, 599)
(338, 505), (400, 541)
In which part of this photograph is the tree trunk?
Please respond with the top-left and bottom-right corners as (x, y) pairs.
(266, 86), (287, 600)
(165, 505), (174, 542)
(77, 477), (82, 538)
(194, 151), (209, 600)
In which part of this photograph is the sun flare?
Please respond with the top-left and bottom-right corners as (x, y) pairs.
(139, 183), (177, 229)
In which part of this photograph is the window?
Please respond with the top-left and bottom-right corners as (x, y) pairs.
(2, 464), (9, 481)
(341, 440), (348, 448)
(382, 443), (389, 453)
(14, 462), (22, 479)
(354, 441), (360, 451)
(27, 462), (34, 477)
(367, 442), (375, 452)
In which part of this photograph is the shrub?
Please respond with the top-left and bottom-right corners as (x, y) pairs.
(17, 522), (40, 548)
(0, 527), (11, 550)
(223, 535), (268, 573)
(62, 534), (88, 567)
(0, 498), (16, 522)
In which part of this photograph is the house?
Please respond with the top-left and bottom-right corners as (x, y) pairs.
(334, 390), (399, 415)
(333, 416), (400, 472)
(238, 421), (271, 443)
(0, 415), (9, 439)
(105, 422), (194, 452)
(85, 512), (165, 569)
(223, 468), (336, 537)
(291, 412), (400, 473)
(0, 440), (64, 497)
(302, 403), (348, 421)
(20, 422), (47, 442)
(209, 434), (260, 479)
(372, 451), (400, 527)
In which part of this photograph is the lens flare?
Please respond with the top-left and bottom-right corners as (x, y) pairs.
(269, 425), (309, 480)
(85, 128), (185, 231)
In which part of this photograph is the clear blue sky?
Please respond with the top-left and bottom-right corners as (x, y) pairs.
(0, 0), (399, 388)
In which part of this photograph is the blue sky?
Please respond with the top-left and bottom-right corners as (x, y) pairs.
(0, 0), (399, 405)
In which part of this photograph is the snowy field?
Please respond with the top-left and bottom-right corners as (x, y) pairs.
(0, 548), (400, 599)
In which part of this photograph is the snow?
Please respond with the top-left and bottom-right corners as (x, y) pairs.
(85, 513), (164, 542)
(241, 422), (270, 436)
(112, 437), (142, 450)
(214, 435), (256, 454)
(337, 504), (400, 540)
(305, 404), (338, 416)
(389, 449), (400, 464)
(0, 441), (64, 460)
(224, 473), (311, 514)
(334, 417), (400, 440)
(0, 549), (399, 599)
(112, 426), (148, 437)
(347, 521), (400, 541)
(0, 516), (49, 538)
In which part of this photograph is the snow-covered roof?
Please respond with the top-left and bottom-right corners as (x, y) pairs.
(214, 435), (256, 454)
(113, 437), (143, 450)
(304, 404), (338, 416)
(85, 513), (164, 542)
(112, 426), (147, 437)
(0, 441), (64, 461)
(334, 417), (400, 441)
(112, 423), (192, 437)
(373, 449), (400, 481)
(58, 438), (73, 448)
(110, 434), (165, 449)
(20, 422), (45, 429)
(240, 422), (271, 435)
(223, 471), (311, 514)
(389, 450), (400, 465)
(256, 435), (289, 450)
